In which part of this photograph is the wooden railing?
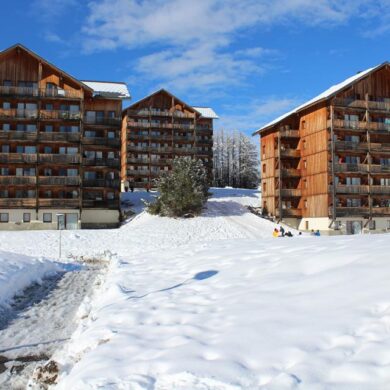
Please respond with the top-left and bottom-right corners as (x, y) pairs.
(280, 148), (300, 158)
(335, 206), (390, 217)
(280, 129), (299, 138)
(39, 154), (80, 164)
(0, 176), (36, 185)
(83, 179), (120, 188)
(280, 188), (301, 197)
(82, 200), (119, 209)
(334, 184), (369, 194)
(370, 164), (390, 173)
(40, 110), (81, 120)
(0, 109), (38, 119)
(370, 185), (390, 194)
(82, 137), (120, 146)
(39, 198), (79, 208)
(82, 158), (120, 167)
(84, 117), (121, 126)
(0, 153), (37, 163)
(335, 141), (368, 151)
(280, 168), (301, 177)
(333, 98), (390, 112)
(38, 176), (80, 186)
(0, 86), (82, 99)
(331, 119), (390, 132)
(126, 170), (150, 176)
(276, 208), (302, 217)
(39, 132), (80, 142)
(127, 109), (196, 118)
(0, 198), (36, 207)
(0, 131), (38, 141)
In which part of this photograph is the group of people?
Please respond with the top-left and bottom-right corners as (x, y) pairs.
(272, 225), (296, 238)
(310, 229), (321, 236)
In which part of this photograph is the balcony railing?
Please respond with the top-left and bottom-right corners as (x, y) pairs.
(0, 86), (82, 99)
(370, 185), (390, 194)
(127, 169), (150, 176)
(39, 132), (80, 142)
(39, 198), (79, 208)
(82, 158), (120, 167)
(84, 117), (121, 126)
(280, 148), (300, 158)
(174, 147), (197, 154)
(40, 110), (81, 121)
(280, 188), (301, 197)
(127, 109), (196, 118)
(332, 119), (390, 132)
(335, 207), (369, 217)
(280, 129), (299, 138)
(82, 137), (120, 146)
(334, 184), (369, 194)
(0, 131), (38, 141)
(0, 176), (36, 185)
(83, 179), (120, 188)
(333, 163), (368, 173)
(370, 164), (390, 173)
(279, 168), (301, 177)
(0, 153), (37, 163)
(0, 109), (38, 119)
(39, 154), (80, 164)
(126, 158), (150, 164)
(276, 208), (302, 217)
(0, 198), (36, 207)
(370, 143), (390, 153)
(371, 207), (390, 215)
(82, 200), (119, 209)
(335, 141), (368, 152)
(38, 176), (80, 186)
(333, 98), (390, 112)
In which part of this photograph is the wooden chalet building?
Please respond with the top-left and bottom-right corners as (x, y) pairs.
(0, 44), (129, 230)
(254, 63), (390, 234)
(121, 89), (217, 189)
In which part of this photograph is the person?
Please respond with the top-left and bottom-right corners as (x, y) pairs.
(298, 232), (302, 236)
(279, 225), (285, 237)
(273, 228), (279, 238)
(314, 229), (321, 236)
(130, 182), (134, 193)
(124, 179), (129, 192)
(285, 231), (293, 237)
(310, 229), (316, 236)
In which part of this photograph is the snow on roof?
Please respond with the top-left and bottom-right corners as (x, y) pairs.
(253, 63), (387, 135)
(193, 106), (219, 119)
(81, 81), (130, 99)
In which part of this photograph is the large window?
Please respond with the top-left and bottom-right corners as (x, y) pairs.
(43, 213), (52, 223)
(23, 213), (31, 223)
(0, 213), (9, 223)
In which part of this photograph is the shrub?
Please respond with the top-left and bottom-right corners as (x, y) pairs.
(148, 157), (210, 217)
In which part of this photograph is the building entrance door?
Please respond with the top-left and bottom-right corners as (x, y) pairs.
(347, 221), (362, 234)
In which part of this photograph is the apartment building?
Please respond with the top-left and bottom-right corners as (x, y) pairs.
(0, 44), (129, 230)
(254, 63), (390, 234)
(121, 89), (217, 189)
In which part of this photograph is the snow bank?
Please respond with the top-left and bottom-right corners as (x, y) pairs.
(55, 234), (390, 389)
(0, 251), (60, 307)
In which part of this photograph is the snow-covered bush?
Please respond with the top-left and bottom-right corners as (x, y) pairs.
(148, 157), (209, 217)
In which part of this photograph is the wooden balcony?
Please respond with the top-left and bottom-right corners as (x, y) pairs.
(0, 109), (38, 120)
(334, 184), (369, 194)
(0, 86), (82, 99)
(370, 185), (390, 195)
(370, 143), (390, 154)
(174, 135), (195, 142)
(127, 158), (150, 164)
(196, 138), (213, 144)
(277, 168), (301, 177)
(82, 179), (120, 188)
(371, 207), (390, 216)
(127, 109), (195, 119)
(82, 137), (120, 147)
(335, 141), (368, 152)
(370, 164), (390, 174)
(151, 159), (172, 165)
(39, 132), (80, 142)
(127, 121), (152, 128)
(0, 131), (37, 141)
(39, 154), (80, 164)
(0, 153), (37, 163)
(0, 176), (36, 185)
(334, 163), (369, 174)
(280, 148), (300, 158)
(0, 198), (36, 207)
(276, 208), (302, 217)
(38, 176), (80, 186)
(39, 198), (79, 208)
(84, 117), (121, 126)
(174, 147), (197, 154)
(333, 98), (390, 112)
(280, 129), (299, 138)
(82, 200), (119, 209)
(332, 119), (390, 133)
(335, 207), (369, 217)
(82, 158), (120, 167)
(127, 170), (150, 176)
(40, 110), (81, 121)
(280, 188), (301, 197)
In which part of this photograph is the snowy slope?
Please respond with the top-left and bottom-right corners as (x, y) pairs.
(0, 251), (60, 307)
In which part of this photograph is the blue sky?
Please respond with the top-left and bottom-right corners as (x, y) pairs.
(2, 1), (390, 134)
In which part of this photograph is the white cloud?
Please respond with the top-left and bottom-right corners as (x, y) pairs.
(33, 0), (78, 18)
(79, 0), (390, 93)
(217, 97), (301, 134)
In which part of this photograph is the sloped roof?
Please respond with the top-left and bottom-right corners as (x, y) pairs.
(193, 106), (219, 119)
(81, 81), (130, 99)
(0, 43), (93, 92)
(253, 62), (389, 136)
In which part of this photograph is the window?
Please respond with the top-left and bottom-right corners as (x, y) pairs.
(262, 164), (266, 173)
(0, 190), (8, 198)
(45, 125), (53, 132)
(107, 131), (115, 139)
(108, 111), (116, 118)
(0, 168), (9, 176)
(302, 140), (307, 149)
(3, 102), (11, 109)
(2, 123), (10, 131)
(45, 103), (53, 110)
(301, 120), (306, 129)
(1, 145), (9, 153)
(23, 213), (31, 223)
(3, 80), (12, 87)
(0, 213), (9, 222)
(43, 213), (52, 223)
(44, 146), (52, 154)
(369, 220), (376, 230)
(387, 220), (390, 229)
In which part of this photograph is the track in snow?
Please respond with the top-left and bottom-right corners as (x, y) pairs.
(0, 265), (101, 389)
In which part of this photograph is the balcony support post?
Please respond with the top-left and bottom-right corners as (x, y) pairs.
(329, 104), (337, 228)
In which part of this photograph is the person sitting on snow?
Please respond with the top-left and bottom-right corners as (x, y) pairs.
(314, 229), (321, 236)
(273, 228), (279, 238)
(279, 225), (285, 237)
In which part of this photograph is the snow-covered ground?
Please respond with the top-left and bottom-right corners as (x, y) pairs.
(0, 187), (389, 389)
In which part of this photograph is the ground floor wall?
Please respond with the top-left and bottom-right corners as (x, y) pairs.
(297, 217), (390, 235)
(0, 208), (120, 230)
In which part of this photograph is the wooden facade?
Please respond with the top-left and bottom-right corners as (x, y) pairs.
(121, 89), (214, 188)
(0, 44), (127, 229)
(256, 63), (390, 233)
